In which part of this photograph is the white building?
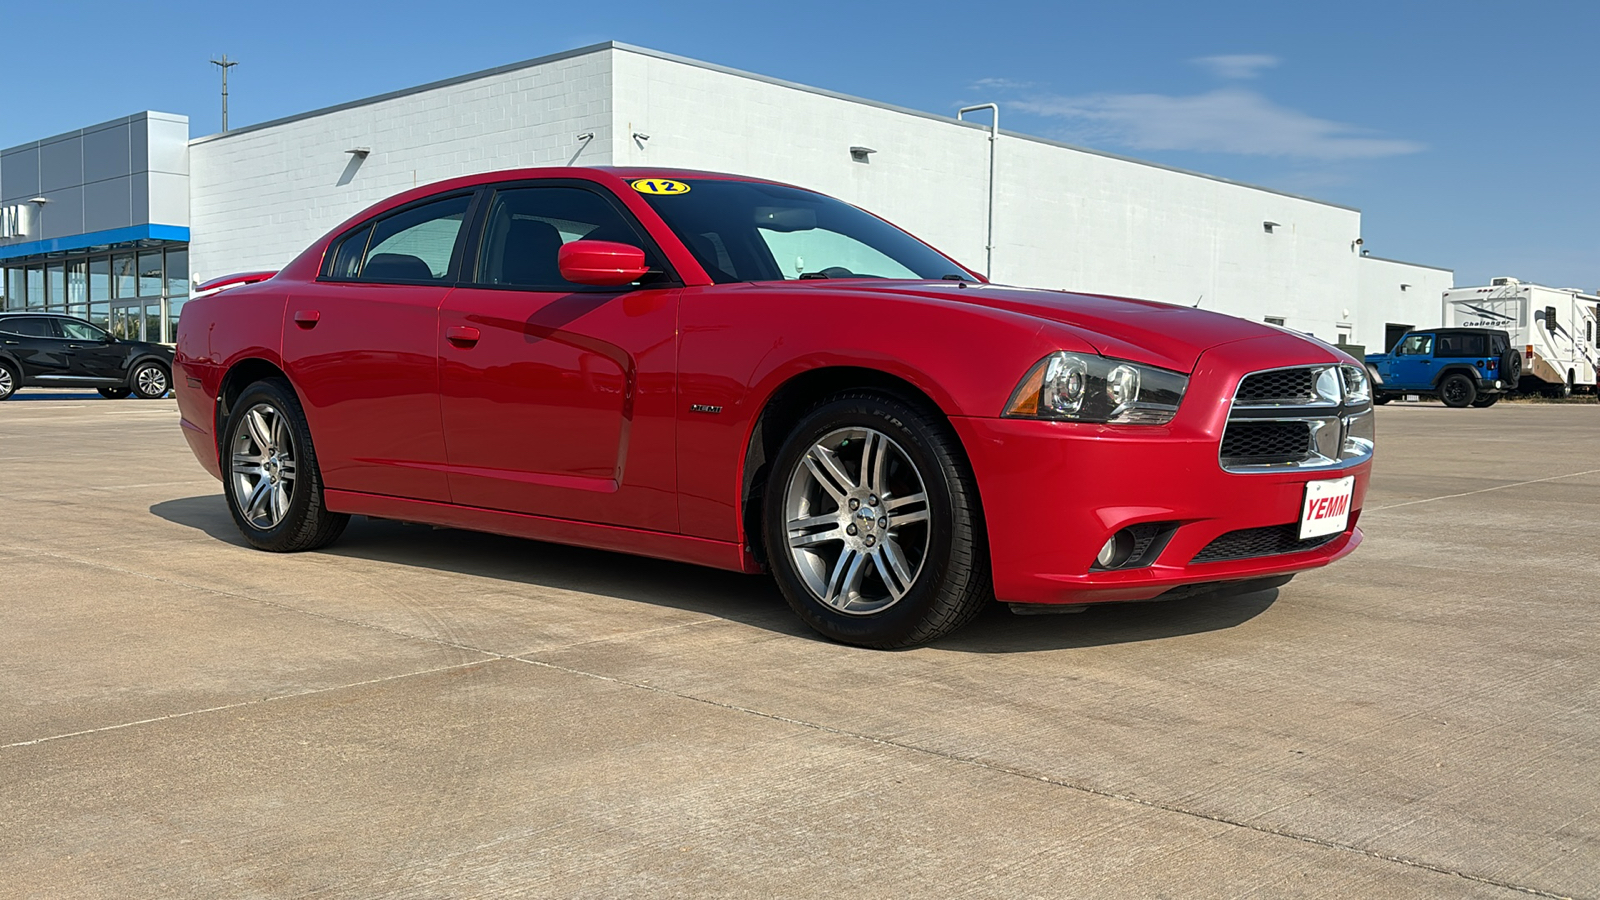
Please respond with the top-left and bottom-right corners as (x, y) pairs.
(6, 42), (1447, 352)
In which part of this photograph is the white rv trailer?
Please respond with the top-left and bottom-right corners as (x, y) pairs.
(1444, 278), (1600, 395)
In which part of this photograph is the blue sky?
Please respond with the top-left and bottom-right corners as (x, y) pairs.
(6, 0), (1595, 289)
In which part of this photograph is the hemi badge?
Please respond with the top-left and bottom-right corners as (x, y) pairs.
(690, 404), (723, 414)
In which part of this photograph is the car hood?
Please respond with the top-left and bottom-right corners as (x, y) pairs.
(794, 281), (1294, 373)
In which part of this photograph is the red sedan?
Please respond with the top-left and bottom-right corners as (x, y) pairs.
(176, 167), (1372, 647)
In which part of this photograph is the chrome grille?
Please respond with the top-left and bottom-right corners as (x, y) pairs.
(1220, 364), (1374, 473)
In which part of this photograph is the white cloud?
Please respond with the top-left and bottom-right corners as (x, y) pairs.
(1193, 54), (1281, 79)
(1014, 88), (1425, 160)
(971, 77), (1034, 90)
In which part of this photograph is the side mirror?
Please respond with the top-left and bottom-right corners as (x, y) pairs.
(557, 240), (650, 287)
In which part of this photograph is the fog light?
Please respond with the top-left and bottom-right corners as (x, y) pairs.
(1095, 530), (1136, 569)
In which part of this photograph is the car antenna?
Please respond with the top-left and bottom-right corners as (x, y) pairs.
(1193, 295), (1203, 308)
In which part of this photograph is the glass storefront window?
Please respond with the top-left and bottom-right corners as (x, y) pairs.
(112, 255), (136, 298)
(144, 303), (161, 342)
(26, 267), (44, 309)
(89, 258), (111, 301)
(138, 251), (163, 297)
(89, 301), (110, 333)
(165, 248), (189, 300)
(66, 261), (88, 318)
(165, 297), (186, 343)
(3, 268), (22, 311)
(47, 264), (65, 310)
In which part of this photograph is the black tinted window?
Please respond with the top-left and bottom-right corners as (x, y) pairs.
(476, 186), (661, 290)
(326, 224), (372, 280)
(360, 195), (471, 282)
(0, 317), (56, 337)
(1436, 333), (1488, 357)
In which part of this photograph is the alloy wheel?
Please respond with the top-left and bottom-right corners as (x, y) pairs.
(0, 366), (14, 399)
(136, 365), (168, 397)
(783, 426), (932, 616)
(230, 403), (298, 529)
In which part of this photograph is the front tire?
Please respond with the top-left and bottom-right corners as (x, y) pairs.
(222, 379), (348, 552)
(130, 361), (170, 399)
(762, 391), (991, 648)
(0, 363), (17, 401)
(1439, 373), (1476, 408)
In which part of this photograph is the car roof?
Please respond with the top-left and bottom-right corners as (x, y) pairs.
(1415, 327), (1508, 335)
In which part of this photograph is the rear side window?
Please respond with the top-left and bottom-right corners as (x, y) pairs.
(1436, 333), (1487, 357)
(325, 224), (372, 280)
(0, 317), (56, 337)
(358, 195), (472, 283)
(474, 186), (662, 290)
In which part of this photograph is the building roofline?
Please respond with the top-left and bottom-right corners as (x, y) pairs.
(1360, 254), (1454, 274)
(188, 43), (619, 145)
(185, 40), (1357, 213)
(4, 111), (186, 157)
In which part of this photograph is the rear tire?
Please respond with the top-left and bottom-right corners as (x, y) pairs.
(130, 361), (170, 399)
(0, 362), (17, 401)
(762, 391), (991, 648)
(222, 379), (348, 552)
(98, 387), (132, 400)
(1439, 373), (1476, 408)
(1471, 394), (1500, 408)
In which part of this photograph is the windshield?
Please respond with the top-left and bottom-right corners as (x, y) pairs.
(633, 179), (972, 284)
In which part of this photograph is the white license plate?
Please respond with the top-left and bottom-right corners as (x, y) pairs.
(1300, 476), (1355, 540)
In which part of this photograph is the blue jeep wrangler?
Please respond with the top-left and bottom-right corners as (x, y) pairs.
(1365, 328), (1523, 408)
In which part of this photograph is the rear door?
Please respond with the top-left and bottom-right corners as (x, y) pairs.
(438, 181), (681, 531)
(283, 192), (476, 502)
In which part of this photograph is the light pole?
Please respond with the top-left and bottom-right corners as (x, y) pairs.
(958, 103), (999, 280)
(211, 55), (238, 132)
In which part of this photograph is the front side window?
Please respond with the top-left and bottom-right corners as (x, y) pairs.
(475, 186), (664, 290)
(359, 195), (471, 282)
(1398, 334), (1433, 356)
(59, 319), (109, 341)
(636, 179), (971, 284)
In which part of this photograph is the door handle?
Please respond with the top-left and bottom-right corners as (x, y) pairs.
(67, 344), (85, 349)
(293, 310), (321, 328)
(446, 325), (481, 347)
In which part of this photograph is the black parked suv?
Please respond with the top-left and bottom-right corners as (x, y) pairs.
(0, 313), (175, 401)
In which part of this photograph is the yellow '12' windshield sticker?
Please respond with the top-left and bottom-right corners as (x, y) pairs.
(631, 179), (691, 195)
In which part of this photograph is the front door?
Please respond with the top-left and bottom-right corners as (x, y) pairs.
(56, 318), (125, 383)
(1390, 332), (1435, 388)
(438, 183), (679, 531)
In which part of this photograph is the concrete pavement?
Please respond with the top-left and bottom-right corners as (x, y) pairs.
(1, 393), (1596, 898)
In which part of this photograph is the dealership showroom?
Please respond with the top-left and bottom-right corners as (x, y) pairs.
(3, 40), (1599, 900)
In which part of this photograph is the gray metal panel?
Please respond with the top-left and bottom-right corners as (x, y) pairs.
(144, 116), (189, 175)
(130, 172), (149, 226)
(40, 136), (84, 192)
(83, 176), (133, 232)
(1, 147), (41, 203)
(37, 186), (84, 239)
(146, 171), (189, 227)
(82, 123), (132, 183)
(130, 117), (148, 173)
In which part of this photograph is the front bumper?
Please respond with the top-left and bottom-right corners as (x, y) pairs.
(951, 336), (1370, 606)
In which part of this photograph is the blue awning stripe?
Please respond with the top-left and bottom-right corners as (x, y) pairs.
(0, 224), (190, 262)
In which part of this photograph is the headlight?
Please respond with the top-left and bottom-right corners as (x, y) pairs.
(1004, 352), (1188, 424)
(1340, 364), (1371, 403)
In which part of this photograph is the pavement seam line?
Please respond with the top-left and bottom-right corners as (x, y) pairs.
(1, 660), (494, 750)
(511, 655), (1581, 900)
(1367, 468), (1600, 512)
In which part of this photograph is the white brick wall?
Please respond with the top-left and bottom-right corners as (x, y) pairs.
(188, 51), (614, 281)
(1357, 256), (1452, 352)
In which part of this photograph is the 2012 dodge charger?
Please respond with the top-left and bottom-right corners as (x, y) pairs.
(176, 167), (1372, 647)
